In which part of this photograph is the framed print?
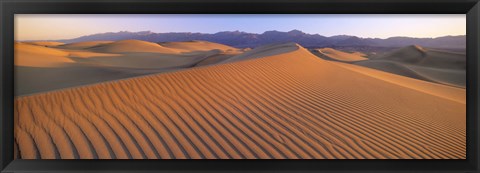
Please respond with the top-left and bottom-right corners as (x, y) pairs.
(1, 0), (479, 172)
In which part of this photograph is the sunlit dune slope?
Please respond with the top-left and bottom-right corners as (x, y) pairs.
(160, 40), (240, 53)
(88, 40), (180, 54)
(15, 43), (465, 159)
(313, 48), (368, 62)
(27, 41), (65, 47)
(15, 43), (73, 67)
(67, 51), (121, 59)
(63, 41), (232, 70)
(355, 45), (466, 88)
(57, 41), (114, 49)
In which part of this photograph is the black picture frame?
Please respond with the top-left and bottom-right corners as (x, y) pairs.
(1, 0), (479, 172)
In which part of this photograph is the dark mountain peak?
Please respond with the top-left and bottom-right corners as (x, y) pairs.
(346, 36), (362, 39)
(287, 29), (305, 35)
(338, 36), (361, 42)
(288, 29), (305, 34)
(262, 30), (282, 34)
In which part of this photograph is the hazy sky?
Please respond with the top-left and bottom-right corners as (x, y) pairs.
(15, 14), (466, 40)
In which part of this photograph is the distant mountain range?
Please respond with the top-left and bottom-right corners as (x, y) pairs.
(52, 30), (466, 49)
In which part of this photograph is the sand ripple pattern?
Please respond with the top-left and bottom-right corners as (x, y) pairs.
(14, 47), (465, 159)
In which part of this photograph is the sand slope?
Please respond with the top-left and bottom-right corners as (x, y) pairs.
(221, 42), (299, 63)
(375, 45), (465, 69)
(355, 45), (466, 88)
(14, 43), (465, 159)
(15, 43), (73, 67)
(194, 53), (236, 67)
(26, 41), (65, 47)
(160, 40), (239, 53)
(15, 65), (171, 96)
(58, 41), (114, 49)
(313, 48), (368, 62)
(15, 40), (243, 96)
(88, 40), (180, 54)
(351, 52), (367, 57)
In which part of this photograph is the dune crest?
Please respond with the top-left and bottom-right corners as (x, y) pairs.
(88, 40), (180, 53)
(27, 41), (65, 47)
(15, 43), (465, 159)
(58, 41), (114, 49)
(160, 40), (240, 53)
(313, 48), (368, 62)
(221, 42), (299, 63)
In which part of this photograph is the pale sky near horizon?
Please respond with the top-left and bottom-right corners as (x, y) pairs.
(15, 14), (466, 41)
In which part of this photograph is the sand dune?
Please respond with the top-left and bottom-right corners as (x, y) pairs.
(160, 40), (240, 53)
(355, 45), (466, 88)
(351, 52), (367, 57)
(313, 48), (368, 62)
(58, 41), (114, 49)
(356, 60), (466, 88)
(354, 60), (437, 83)
(15, 43), (73, 67)
(406, 65), (466, 87)
(194, 53), (236, 67)
(88, 40), (180, 54)
(67, 51), (121, 59)
(332, 61), (465, 104)
(26, 41), (65, 47)
(14, 43), (465, 159)
(14, 42), (143, 96)
(374, 45), (465, 69)
(221, 42), (299, 63)
(15, 64), (173, 96)
(15, 40), (243, 96)
(79, 53), (212, 68)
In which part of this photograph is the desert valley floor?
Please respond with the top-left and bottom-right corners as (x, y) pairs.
(14, 40), (466, 159)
